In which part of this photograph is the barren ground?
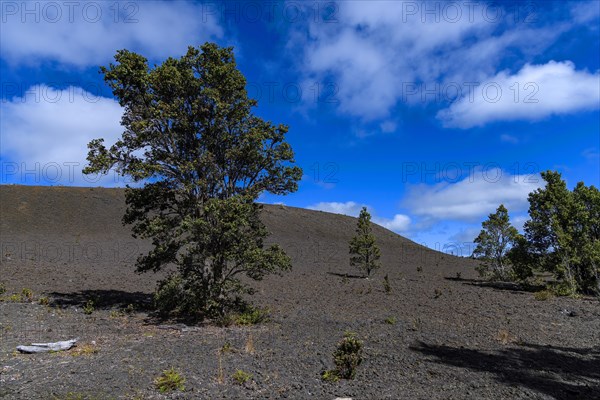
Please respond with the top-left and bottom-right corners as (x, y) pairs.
(0, 185), (599, 399)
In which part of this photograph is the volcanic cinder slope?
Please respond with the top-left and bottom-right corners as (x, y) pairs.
(0, 185), (599, 399)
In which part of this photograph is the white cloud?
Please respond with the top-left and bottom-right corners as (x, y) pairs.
(402, 168), (542, 221)
(288, 1), (573, 122)
(0, 85), (126, 186)
(375, 214), (411, 232)
(582, 147), (600, 161)
(307, 201), (363, 216)
(307, 201), (411, 233)
(1, 1), (223, 67)
(500, 134), (519, 144)
(438, 61), (600, 128)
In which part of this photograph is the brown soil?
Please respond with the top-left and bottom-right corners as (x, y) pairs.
(0, 185), (599, 399)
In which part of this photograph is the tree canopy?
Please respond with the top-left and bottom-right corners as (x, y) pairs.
(84, 43), (302, 318)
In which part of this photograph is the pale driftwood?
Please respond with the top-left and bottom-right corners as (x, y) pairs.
(17, 338), (78, 354)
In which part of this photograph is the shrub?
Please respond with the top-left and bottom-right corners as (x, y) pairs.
(384, 316), (397, 325)
(154, 273), (187, 316)
(383, 274), (391, 293)
(83, 300), (95, 315)
(0, 282), (5, 296)
(321, 369), (339, 382)
(154, 367), (185, 393)
(331, 331), (363, 380)
(534, 290), (554, 301)
(232, 369), (252, 385)
(234, 306), (269, 326)
(21, 288), (33, 302)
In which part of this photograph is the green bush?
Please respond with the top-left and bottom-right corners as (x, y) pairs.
(332, 331), (363, 380)
(384, 316), (397, 325)
(154, 367), (185, 393)
(534, 290), (554, 301)
(83, 299), (95, 315)
(232, 369), (252, 385)
(320, 369), (339, 382)
(234, 306), (269, 326)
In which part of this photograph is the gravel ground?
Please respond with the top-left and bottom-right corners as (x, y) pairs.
(1, 185), (599, 399)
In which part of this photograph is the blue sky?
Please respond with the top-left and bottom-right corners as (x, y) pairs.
(1, 1), (599, 254)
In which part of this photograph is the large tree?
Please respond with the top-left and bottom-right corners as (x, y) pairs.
(473, 204), (520, 280)
(525, 171), (600, 294)
(349, 207), (381, 278)
(84, 43), (302, 318)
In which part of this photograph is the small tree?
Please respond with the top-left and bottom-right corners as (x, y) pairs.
(321, 331), (363, 382)
(84, 43), (302, 318)
(473, 204), (519, 280)
(349, 207), (381, 278)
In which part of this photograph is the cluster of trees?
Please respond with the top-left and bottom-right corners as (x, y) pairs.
(473, 171), (600, 296)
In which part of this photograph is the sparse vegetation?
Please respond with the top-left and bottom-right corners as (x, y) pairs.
(21, 288), (33, 301)
(154, 367), (185, 393)
(534, 290), (554, 301)
(349, 207), (381, 278)
(322, 331), (363, 382)
(496, 329), (518, 345)
(83, 299), (95, 315)
(0, 282), (5, 296)
(38, 296), (49, 306)
(232, 369), (252, 385)
(245, 333), (255, 354)
(234, 306), (270, 326)
(384, 316), (397, 325)
(71, 343), (99, 357)
(383, 274), (392, 293)
(221, 342), (233, 353)
(321, 369), (339, 382)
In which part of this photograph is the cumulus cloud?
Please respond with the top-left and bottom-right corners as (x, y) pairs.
(1, 1), (223, 67)
(307, 201), (411, 233)
(0, 85), (126, 186)
(287, 1), (578, 122)
(402, 168), (542, 221)
(438, 61), (600, 128)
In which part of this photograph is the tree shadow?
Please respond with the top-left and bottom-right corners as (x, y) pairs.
(327, 272), (365, 279)
(49, 289), (154, 311)
(444, 277), (543, 293)
(411, 341), (600, 399)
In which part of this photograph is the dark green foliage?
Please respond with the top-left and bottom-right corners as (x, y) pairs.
(332, 331), (363, 379)
(525, 171), (600, 295)
(349, 207), (381, 277)
(506, 234), (535, 281)
(383, 274), (391, 293)
(321, 331), (364, 382)
(473, 204), (521, 281)
(84, 43), (302, 319)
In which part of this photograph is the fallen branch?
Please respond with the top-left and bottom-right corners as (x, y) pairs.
(17, 338), (78, 354)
